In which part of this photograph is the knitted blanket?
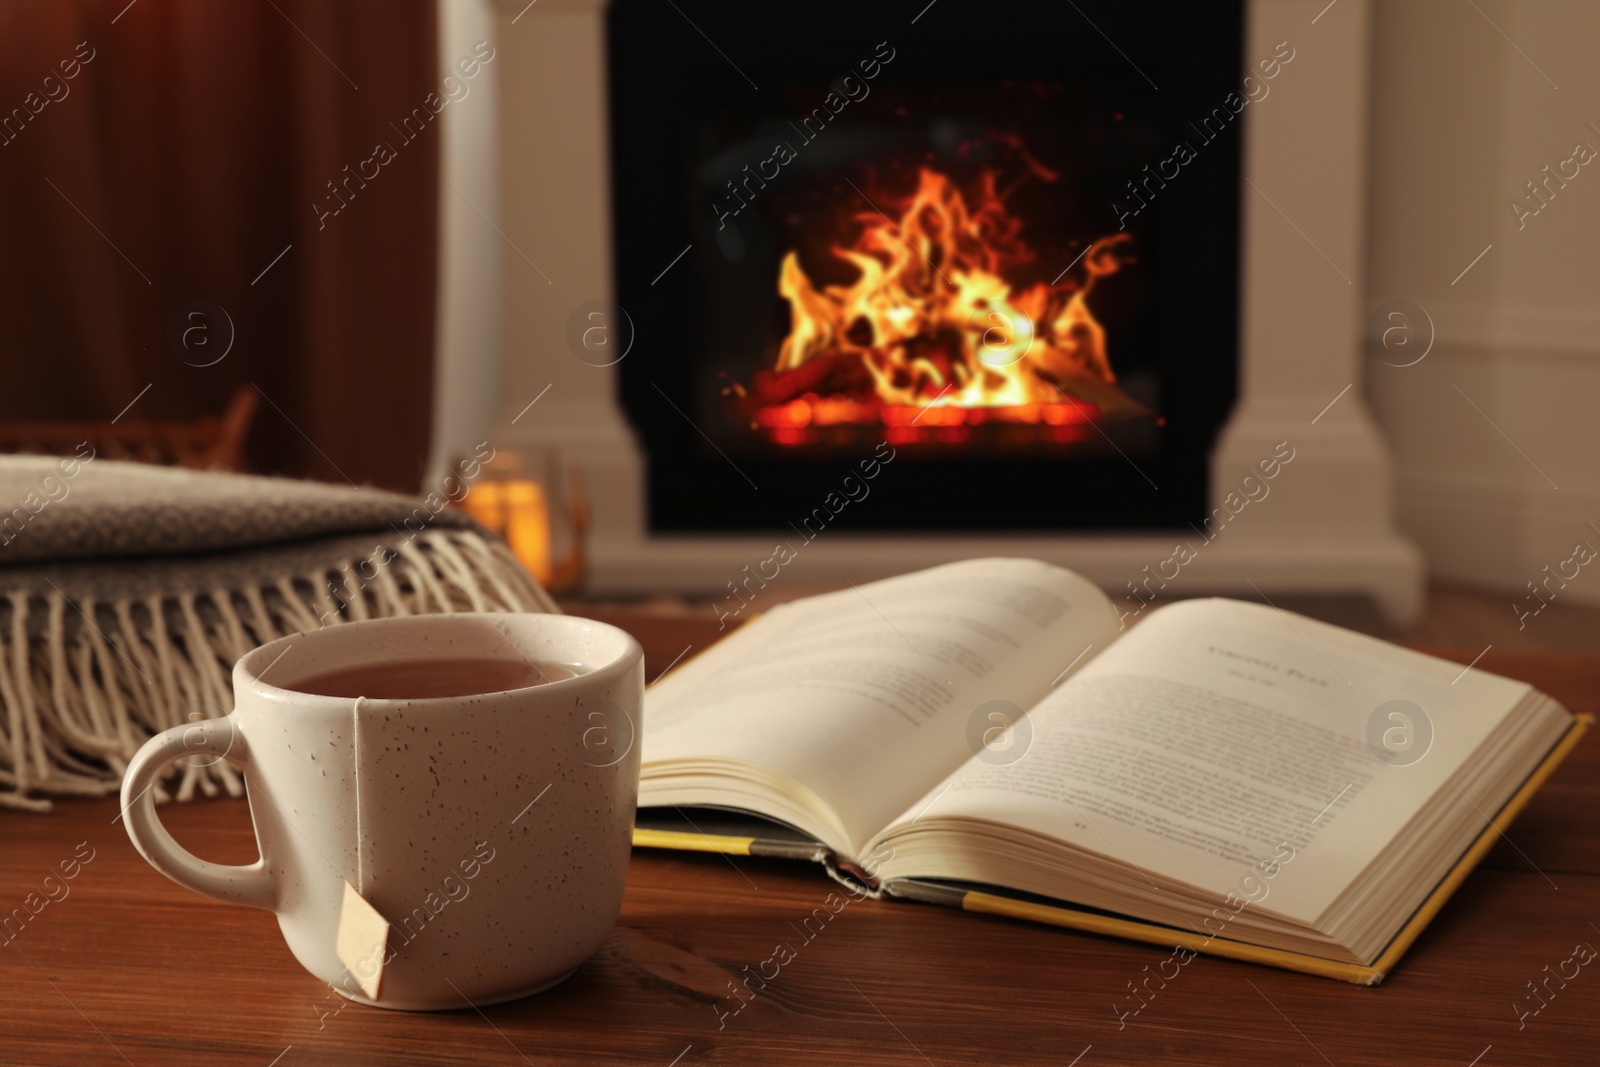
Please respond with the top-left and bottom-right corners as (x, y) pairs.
(0, 455), (556, 811)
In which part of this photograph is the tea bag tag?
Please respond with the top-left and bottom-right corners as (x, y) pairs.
(335, 881), (390, 1001)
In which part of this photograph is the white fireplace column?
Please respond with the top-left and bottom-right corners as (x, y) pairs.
(481, 0), (1424, 624)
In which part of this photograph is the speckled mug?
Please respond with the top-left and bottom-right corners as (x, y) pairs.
(120, 613), (643, 1011)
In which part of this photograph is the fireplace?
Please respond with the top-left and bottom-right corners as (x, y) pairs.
(609, 0), (1240, 532)
(480, 0), (1425, 624)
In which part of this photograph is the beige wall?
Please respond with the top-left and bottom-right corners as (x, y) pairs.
(1366, 0), (1600, 607)
(428, 0), (504, 487)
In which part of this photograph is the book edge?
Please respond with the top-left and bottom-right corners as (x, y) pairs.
(903, 710), (1592, 985)
(630, 713), (1592, 985)
(1364, 708), (1592, 977)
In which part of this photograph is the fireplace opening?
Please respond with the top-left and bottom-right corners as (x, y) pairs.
(609, 0), (1242, 532)
(735, 154), (1148, 456)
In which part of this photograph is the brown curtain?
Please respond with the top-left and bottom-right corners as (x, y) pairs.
(0, 0), (438, 492)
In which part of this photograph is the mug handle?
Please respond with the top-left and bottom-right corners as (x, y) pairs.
(120, 715), (277, 911)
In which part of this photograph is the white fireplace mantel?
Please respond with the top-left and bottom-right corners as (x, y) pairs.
(476, 0), (1423, 623)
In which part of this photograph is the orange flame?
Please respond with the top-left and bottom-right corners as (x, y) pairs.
(774, 167), (1129, 409)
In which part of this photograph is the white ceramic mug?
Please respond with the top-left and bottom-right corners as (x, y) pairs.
(120, 613), (643, 1011)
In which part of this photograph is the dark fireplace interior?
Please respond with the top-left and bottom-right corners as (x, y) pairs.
(609, 0), (1242, 533)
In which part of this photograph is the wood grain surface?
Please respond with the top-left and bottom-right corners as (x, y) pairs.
(0, 612), (1594, 1066)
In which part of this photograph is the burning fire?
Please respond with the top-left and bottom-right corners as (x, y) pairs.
(762, 166), (1130, 423)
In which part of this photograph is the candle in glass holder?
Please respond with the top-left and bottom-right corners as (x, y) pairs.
(462, 478), (553, 586)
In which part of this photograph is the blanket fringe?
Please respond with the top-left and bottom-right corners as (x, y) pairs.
(1, 530), (557, 812)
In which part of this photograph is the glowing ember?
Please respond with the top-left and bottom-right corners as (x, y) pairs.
(765, 166), (1131, 417)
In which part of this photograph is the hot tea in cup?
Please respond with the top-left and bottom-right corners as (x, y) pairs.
(120, 613), (642, 1011)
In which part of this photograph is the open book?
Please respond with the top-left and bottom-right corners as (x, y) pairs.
(637, 559), (1585, 982)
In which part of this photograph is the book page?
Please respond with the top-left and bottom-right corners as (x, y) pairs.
(880, 598), (1532, 922)
(642, 558), (1119, 857)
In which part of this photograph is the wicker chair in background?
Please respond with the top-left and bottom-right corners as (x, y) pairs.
(0, 386), (258, 472)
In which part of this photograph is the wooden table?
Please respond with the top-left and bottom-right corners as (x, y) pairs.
(3, 611), (1596, 1066)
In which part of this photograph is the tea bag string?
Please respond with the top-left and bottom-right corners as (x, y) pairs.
(353, 695), (366, 895)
